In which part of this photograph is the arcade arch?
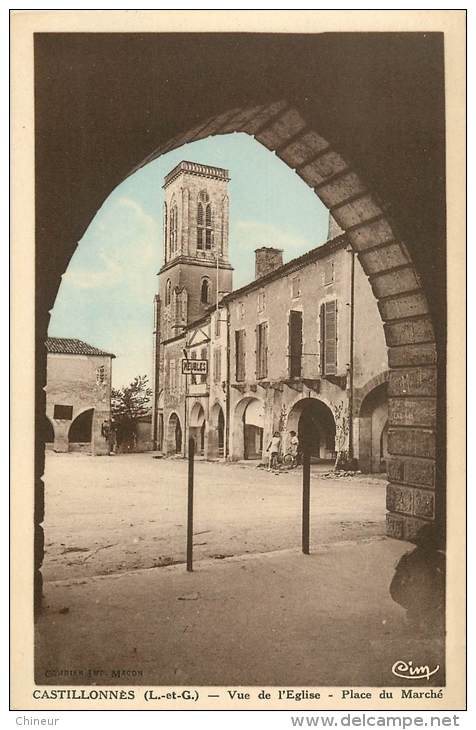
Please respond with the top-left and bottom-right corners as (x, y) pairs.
(233, 396), (265, 461)
(68, 408), (94, 450)
(189, 401), (206, 455)
(287, 397), (336, 462)
(35, 41), (445, 611)
(358, 382), (389, 473)
(167, 412), (182, 455)
(209, 402), (225, 459)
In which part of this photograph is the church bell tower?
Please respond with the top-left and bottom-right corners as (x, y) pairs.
(157, 161), (233, 340)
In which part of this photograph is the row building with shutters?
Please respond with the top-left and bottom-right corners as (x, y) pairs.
(152, 160), (389, 472)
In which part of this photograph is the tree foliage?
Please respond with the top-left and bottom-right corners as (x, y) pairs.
(111, 375), (152, 443)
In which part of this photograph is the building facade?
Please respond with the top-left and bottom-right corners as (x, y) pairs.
(152, 161), (389, 475)
(44, 337), (115, 455)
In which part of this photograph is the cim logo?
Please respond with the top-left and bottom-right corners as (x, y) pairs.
(392, 660), (440, 681)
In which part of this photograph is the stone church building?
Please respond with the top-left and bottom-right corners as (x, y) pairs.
(152, 160), (389, 474)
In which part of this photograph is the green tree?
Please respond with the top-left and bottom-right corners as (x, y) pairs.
(111, 375), (152, 446)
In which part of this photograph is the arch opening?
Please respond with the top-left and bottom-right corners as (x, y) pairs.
(68, 409), (94, 451)
(167, 412), (182, 455)
(209, 402), (225, 459)
(233, 396), (265, 461)
(189, 402), (206, 456)
(43, 415), (55, 449)
(287, 397), (336, 463)
(358, 382), (389, 473)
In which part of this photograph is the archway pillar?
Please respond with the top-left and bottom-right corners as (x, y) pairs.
(53, 420), (69, 453)
(92, 408), (111, 456)
(384, 339), (438, 540)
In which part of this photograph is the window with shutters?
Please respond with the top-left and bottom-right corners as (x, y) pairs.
(213, 348), (221, 382)
(288, 310), (303, 378)
(258, 290), (266, 313)
(190, 350), (197, 385)
(200, 347), (208, 384)
(235, 330), (246, 382)
(292, 276), (301, 299)
(323, 260), (334, 285)
(256, 321), (268, 379)
(320, 300), (337, 375)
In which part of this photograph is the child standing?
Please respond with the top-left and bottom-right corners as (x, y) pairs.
(266, 431), (281, 471)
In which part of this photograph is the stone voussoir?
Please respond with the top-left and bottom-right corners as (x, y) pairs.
(347, 217), (395, 251)
(370, 266), (420, 299)
(387, 427), (436, 459)
(315, 171), (366, 208)
(388, 396), (437, 428)
(387, 456), (435, 489)
(331, 193), (383, 230)
(358, 243), (410, 276)
(378, 293), (430, 322)
(384, 318), (436, 347)
(241, 100), (288, 135)
(254, 108), (307, 150)
(277, 130), (329, 168)
(298, 150), (348, 187)
(388, 367), (437, 397)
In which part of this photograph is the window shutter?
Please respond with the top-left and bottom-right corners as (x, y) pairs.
(324, 300), (337, 375)
(263, 322), (268, 378)
(235, 330), (245, 382)
(319, 303), (325, 374)
(289, 310), (303, 378)
(255, 325), (259, 379)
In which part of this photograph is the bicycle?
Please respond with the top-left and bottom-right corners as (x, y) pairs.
(281, 450), (299, 469)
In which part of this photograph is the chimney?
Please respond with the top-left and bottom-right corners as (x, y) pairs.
(255, 247), (284, 280)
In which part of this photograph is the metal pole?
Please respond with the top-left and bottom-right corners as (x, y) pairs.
(186, 437), (195, 571)
(302, 448), (311, 555)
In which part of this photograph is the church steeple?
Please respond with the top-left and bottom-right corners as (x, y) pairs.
(158, 161), (233, 339)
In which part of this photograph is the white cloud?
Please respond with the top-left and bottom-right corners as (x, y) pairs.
(116, 196), (160, 262)
(233, 219), (312, 255)
(62, 250), (123, 290)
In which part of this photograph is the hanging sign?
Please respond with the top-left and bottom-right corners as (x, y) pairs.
(182, 359), (208, 375)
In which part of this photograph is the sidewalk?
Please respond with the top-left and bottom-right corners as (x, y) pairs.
(35, 537), (444, 688)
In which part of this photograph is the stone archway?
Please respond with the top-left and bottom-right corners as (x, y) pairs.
(33, 36), (446, 612)
(358, 382), (389, 473)
(189, 401), (206, 456)
(166, 412), (182, 455)
(140, 101), (438, 539)
(209, 402), (225, 459)
(232, 396), (265, 461)
(68, 408), (94, 453)
(43, 415), (55, 450)
(287, 397), (336, 462)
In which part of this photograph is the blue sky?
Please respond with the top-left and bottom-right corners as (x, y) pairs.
(49, 133), (330, 387)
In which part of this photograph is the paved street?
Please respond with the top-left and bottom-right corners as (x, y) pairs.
(43, 452), (387, 582)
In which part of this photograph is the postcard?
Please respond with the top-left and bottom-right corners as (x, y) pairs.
(10, 9), (466, 712)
